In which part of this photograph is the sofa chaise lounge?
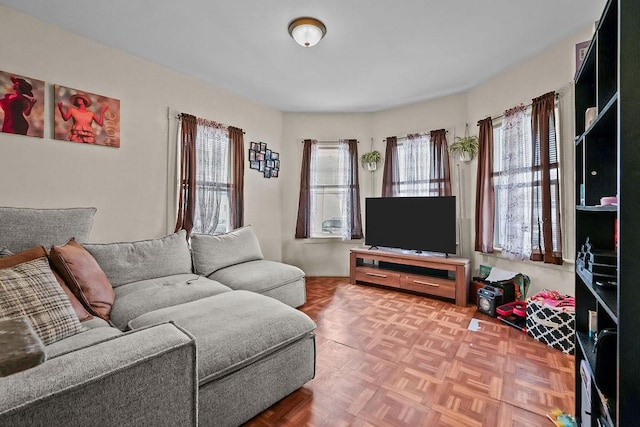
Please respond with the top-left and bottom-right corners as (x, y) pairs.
(0, 207), (316, 427)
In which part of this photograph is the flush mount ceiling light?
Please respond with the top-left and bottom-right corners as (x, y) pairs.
(288, 17), (326, 48)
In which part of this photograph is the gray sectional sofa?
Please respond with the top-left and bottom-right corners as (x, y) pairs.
(0, 207), (316, 427)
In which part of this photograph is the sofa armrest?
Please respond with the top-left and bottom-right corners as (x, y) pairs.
(0, 322), (197, 427)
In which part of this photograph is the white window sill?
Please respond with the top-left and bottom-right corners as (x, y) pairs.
(302, 237), (364, 244)
(477, 248), (575, 273)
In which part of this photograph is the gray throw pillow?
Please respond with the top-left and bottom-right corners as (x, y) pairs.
(191, 226), (264, 277)
(0, 257), (83, 345)
(0, 207), (97, 253)
(84, 230), (193, 287)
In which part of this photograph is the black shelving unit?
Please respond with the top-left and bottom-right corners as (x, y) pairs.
(574, 0), (640, 425)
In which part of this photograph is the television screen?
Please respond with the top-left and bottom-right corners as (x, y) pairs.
(365, 196), (456, 254)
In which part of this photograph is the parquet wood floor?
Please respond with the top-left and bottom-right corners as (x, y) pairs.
(244, 277), (574, 427)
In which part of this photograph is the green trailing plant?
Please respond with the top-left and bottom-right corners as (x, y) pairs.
(449, 132), (479, 161)
(360, 150), (382, 167)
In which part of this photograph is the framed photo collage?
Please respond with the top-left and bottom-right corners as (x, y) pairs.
(249, 141), (279, 178)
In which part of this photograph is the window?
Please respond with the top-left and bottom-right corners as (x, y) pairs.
(193, 121), (231, 235)
(382, 130), (451, 198)
(311, 143), (350, 238)
(175, 114), (244, 236)
(492, 103), (561, 259)
(295, 139), (363, 240)
(396, 134), (433, 196)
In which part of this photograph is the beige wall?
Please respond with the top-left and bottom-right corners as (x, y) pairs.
(0, 6), (284, 260)
(281, 113), (371, 276)
(464, 24), (593, 296)
(282, 26), (594, 297)
(371, 94), (471, 258)
(1, 5), (592, 295)
(280, 95), (468, 277)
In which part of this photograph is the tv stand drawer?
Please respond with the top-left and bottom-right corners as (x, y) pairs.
(400, 274), (456, 299)
(355, 267), (400, 287)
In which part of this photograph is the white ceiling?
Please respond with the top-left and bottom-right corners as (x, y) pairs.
(0, 0), (605, 113)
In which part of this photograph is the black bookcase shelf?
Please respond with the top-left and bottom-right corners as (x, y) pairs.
(576, 268), (617, 323)
(575, 205), (617, 212)
(574, 0), (640, 425)
(576, 331), (617, 426)
(576, 332), (596, 377)
(583, 93), (617, 139)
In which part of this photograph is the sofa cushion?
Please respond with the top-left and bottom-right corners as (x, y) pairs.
(210, 259), (304, 294)
(128, 290), (316, 384)
(80, 316), (112, 329)
(191, 226), (263, 276)
(0, 207), (96, 253)
(0, 257), (83, 345)
(0, 246), (92, 322)
(84, 230), (192, 287)
(110, 274), (231, 330)
(46, 325), (123, 359)
(259, 279), (306, 308)
(50, 239), (115, 321)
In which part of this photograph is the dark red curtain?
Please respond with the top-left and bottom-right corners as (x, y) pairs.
(175, 113), (197, 236)
(474, 117), (495, 253)
(530, 91), (562, 264)
(381, 136), (398, 197)
(429, 129), (452, 196)
(346, 139), (364, 239)
(295, 140), (315, 238)
(229, 126), (244, 230)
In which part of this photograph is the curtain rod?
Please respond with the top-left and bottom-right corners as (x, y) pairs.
(299, 140), (359, 143)
(382, 130), (448, 142)
(176, 113), (245, 134)
(488, 92), (560, 122)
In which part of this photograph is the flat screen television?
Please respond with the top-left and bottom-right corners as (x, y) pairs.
(365, 196), (456, 255)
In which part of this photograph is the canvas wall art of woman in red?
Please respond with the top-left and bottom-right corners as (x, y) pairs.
(0, 77), (37, 135)
(57, 93), (108, 144)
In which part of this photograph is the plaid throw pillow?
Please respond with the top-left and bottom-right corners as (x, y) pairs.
(0, 247), (13, 257)
(0, 257), (83, 345)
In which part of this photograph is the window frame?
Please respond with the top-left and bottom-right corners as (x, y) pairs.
(393, 135), (448, 197)
(308, 143), (352, 239)
(491, 104), (562, 252)
(395, 140), (432, 197)
(192, 122), (232, 235)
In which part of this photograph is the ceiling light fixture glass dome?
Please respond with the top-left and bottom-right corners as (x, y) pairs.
(288, 17), (326, 48)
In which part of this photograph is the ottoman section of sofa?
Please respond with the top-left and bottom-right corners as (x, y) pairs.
(128, 290), (316, 427)
(110, 274), (232, 330)
(210, 259), (306, 308)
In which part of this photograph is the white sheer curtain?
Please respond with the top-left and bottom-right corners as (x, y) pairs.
(497, 106), (532, 260)
(400, 133), (431, 196)
(307, 140), (356, 241)
(193, 119), (230, 235)
(309, 141), (319, 238)
(338, 140), (352, 240)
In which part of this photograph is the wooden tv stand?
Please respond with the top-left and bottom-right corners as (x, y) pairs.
(350, 248), (470, 306)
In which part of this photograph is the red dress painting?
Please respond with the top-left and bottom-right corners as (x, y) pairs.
(0, 77), (36, 135)
(57, 93), (108, 144)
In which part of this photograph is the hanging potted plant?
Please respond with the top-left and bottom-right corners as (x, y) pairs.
(449, 125), (479, 162)
(361, 150), (382, 171)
